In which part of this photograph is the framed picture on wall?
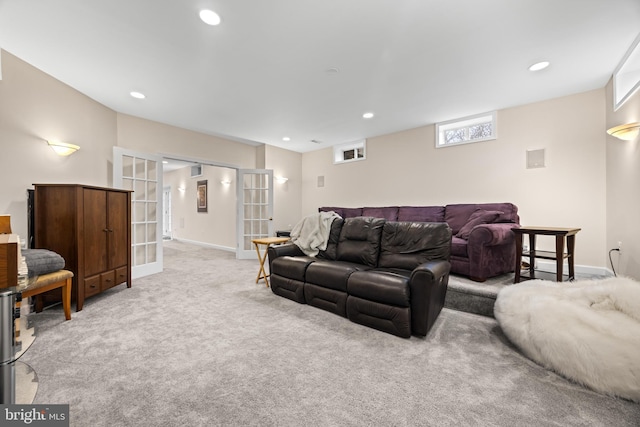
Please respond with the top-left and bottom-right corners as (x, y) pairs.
(197, 180), (208, 213)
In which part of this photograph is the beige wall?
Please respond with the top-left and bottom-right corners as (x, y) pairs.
(301, 89), (608, 270)
(116, 113), (258, 169)
(0, 50), (116, 239)
(265, 145), (302, 233)
(163, 165), (236, 249)
(606, 79), (640, 278)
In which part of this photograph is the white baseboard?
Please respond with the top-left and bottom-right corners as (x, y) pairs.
(171, 238), (236, 253)
(534, 260), (614, 278)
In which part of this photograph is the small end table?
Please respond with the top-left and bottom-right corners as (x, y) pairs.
(251, 237), (291, 287)
(512, 226), (581, 283)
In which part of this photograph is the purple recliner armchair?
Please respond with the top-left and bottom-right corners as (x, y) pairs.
(319, 203), (520, 282)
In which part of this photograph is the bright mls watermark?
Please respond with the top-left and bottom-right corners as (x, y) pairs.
(1, 405), (69, 426)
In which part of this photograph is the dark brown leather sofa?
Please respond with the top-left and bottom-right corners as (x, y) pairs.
(267, 217), (452, 338)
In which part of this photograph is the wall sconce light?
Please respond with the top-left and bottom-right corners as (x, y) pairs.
(220, 179), (232, 185)
(178, 186), (186, 193)
(606, 122), (640, 141)
(47, 140), (80, 156)
(276, 176), (289, 184)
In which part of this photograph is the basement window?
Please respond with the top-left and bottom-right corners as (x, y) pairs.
(334, 140), (366, 164)
(435, 111), (497, 148)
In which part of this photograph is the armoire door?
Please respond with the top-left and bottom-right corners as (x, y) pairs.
(108, 191), (129, 269)
(83, 188), (108, 277)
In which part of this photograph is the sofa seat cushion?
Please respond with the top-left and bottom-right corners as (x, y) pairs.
(306, 260), (372, 292)
(347, 269), (411, 307)
(271, 256), (316, 282)
(450, 237), (468, 258)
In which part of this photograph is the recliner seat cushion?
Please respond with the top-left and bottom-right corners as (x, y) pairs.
(336, 217), (385, 267)
(347, 269), (411, 307)
(271, 256), (315, 282)
(306, 260), (371, 292)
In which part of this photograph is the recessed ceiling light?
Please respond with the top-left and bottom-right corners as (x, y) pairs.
(529, 61), (550, 71)
(325, 67), (340, 75)
(362, 112), (374, 119)
(282, 137), (291, 142)
(130, 91), (145, 99)
(199, 9), (221, 26)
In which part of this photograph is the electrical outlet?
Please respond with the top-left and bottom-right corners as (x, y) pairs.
(618, 241), (623, 251)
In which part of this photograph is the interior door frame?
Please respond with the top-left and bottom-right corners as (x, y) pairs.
(113, 147), (164, 279)
(236, 169), (274, 259)
(116, 150), (272, 267)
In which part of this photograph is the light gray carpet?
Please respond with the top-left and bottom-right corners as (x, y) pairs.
(20, 241), (640, 426)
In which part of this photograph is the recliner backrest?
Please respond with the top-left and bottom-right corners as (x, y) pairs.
(378, 221), (452, 270)
(316, 217), (344, 260)
(336, 217), (385, 267)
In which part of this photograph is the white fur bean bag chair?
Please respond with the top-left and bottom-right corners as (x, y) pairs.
(494, 277), (640, 402)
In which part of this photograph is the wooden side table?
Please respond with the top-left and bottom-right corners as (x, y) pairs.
(251, 237), (291, 287)
(512, 226), (581, 283)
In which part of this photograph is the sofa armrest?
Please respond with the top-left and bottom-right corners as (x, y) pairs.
(467, 223), (519, 247)
(267, 243), (305, 271)
(409, 260), (451, 336)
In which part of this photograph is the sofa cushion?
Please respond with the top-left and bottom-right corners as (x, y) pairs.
(397, 206), (445, 222)
(362, 206), (399, 221)
(318, 207), (344, 217)
(271, 256), (316, 282)
(317, 218), (344, 261)
(378, 222), (452, 270)
(306, 260), (372, 292)
(450, 236), (469, 258)
(445, 203), (518, 234)
(347, 269), (411, 307)
(455, 209), (503, 240)
(336, 217), (385, 267)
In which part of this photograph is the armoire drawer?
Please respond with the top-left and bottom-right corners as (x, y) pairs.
(101, 270), (116, 291)
(115, 266), (128, 285)
(84, 276), (101, 298)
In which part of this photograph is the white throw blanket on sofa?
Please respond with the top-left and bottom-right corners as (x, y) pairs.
(291, 211), (341, 257)
(494, 277), (640, 403)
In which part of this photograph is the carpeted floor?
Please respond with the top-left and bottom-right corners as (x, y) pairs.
(20, 241), (640, 426)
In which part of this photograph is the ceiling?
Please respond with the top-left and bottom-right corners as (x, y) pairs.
(1, 1), (639, 153)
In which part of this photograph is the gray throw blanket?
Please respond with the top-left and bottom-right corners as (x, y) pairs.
(22, 249), (65, 277)
(291, 211), (341, 256)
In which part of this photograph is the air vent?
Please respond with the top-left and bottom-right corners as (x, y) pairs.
(191, 164), (203, 177)
(526, 149), (545, 169)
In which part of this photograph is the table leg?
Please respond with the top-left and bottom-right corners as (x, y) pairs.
(567, 234), (576, 281)
(555, 235), (565, 282)
(514, 232), (523, 284)
(254, 243), (270, 287)
(62, 277), (72, 321)
(529, 234), (536, 279)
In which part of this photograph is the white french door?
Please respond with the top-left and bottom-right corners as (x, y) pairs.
(236, 169), (274, 259)
(163, 186), (172, 239)
(113, 147), (163, 278)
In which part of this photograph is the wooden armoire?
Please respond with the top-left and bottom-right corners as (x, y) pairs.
(33, 184), (132, 311)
